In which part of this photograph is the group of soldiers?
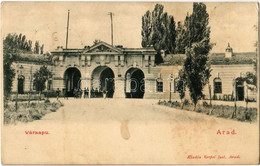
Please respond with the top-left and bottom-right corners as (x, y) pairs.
(55, 87), (108, 99)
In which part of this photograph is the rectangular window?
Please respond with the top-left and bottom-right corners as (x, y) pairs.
(214, 82), (222, 93)
(156, 80), (163, 92)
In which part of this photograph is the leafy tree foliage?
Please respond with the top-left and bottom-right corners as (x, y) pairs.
(185, 3), (210, 47)
(181, 3), (212, 110)
(34, 41), (45, 54)
(177, 69), (186, 106)
(4, 33), (33, 53)
(3, 34), (17, 100)
(141, 11), (152, 47)
(245, 72), (257, 87)
(33, 66), (53, 96)
(167, 16), (176, 54)
(141, 4), (176, 64)
(237, 72), (257, 90)
(175, 21), (187, 54)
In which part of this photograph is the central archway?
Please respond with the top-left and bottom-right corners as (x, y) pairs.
(64, 67), (81, 97)
(125, 68), (145, 98)
(91, 66), (115, 98)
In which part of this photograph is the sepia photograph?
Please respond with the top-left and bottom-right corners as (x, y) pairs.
(1, 1), (259, 164)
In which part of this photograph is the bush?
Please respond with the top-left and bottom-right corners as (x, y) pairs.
(171, 101), (180, 107)
(183, 99), (190, 105)
(42, 91), (64, 98)
(158, 99), (257, 122)
(44, 99), (50, 103)
(4, 100), (64, 125)
(202, 101), (210, 107)
(10, 94), (45, 101)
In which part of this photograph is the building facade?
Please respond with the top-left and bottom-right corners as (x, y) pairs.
(11, 41), (257, 101)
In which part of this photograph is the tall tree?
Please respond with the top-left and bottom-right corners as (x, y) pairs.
(175, 21), (187, 54)
(3, 33), (32, 53)
(27, 40), (32, 52)
(141, 4), (177, 64)
(3, 34), (17, 101)
(181, 3), (212, 110)
(151, 4), (165, 51)
(141, 10), (152, 47)
(167, 15), (176, 54)
(34, 41), (40, 54)
(177, 69), (186, 108)
(40, 44), (44, 54)
(185, 3), (210, 47)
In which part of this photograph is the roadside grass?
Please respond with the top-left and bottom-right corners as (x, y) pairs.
(158, 100), (257, 122)
(4, 100), (64, 125)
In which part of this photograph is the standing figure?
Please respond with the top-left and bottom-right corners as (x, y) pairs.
(79, 88), (83, 99)
(74, 88), (77, 98)
(56, 88), (61, 100)
(95, 88), (98, 98)
(86, 87), (89, 98)
(62, 88), (66, 99)
(91, 87), (95, 98)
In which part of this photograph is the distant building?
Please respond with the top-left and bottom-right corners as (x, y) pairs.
(11, 42), (257, 101)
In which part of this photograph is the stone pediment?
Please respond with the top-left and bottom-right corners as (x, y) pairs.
(84, 41), (122, 54)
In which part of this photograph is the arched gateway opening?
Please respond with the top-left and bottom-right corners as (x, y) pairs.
(64, 67), (81, 97)
(91, 66), (115, 98)
(125, 68), (145, 98)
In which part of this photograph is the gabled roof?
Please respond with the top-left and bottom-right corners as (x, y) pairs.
(51, 40), (156, 55)
(84, 41), (122, 54)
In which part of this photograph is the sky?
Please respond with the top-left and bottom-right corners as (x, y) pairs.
(1, 2), (258, 53)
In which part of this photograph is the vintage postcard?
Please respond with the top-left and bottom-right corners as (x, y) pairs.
(1, 1), (259, 164)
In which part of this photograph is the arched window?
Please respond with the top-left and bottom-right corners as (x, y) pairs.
(18, 75), (25, 94)
(214, 78), (222, 94)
